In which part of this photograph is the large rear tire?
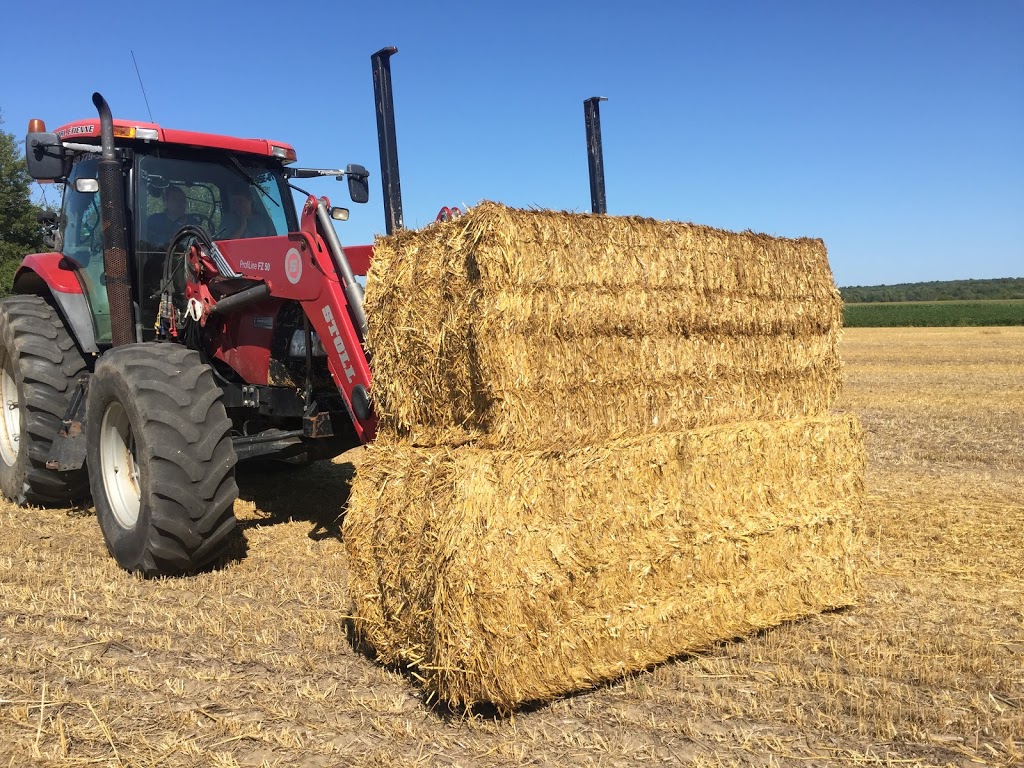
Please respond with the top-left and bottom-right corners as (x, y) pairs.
(86, 344), (238, 576)
(0, 295), (90, 506)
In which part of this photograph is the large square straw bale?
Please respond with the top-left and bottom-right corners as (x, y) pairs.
(345, 415), (865, 712)
(365, 202), (845, 449)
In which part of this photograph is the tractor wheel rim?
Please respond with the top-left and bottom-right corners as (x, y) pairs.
(0, 353), (20, 466)
(99, 401), (141, 529)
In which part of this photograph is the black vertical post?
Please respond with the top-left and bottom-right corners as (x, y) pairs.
(584, 96), (608, 214)
(371, 47), (403, 235)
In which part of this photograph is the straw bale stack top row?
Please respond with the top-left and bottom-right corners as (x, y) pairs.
(365, 202), (845, 450)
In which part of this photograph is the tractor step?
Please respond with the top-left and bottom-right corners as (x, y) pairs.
(45, 376), (90, 472)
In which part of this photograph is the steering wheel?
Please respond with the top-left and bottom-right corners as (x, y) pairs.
(160, 225), (216, 298)
(187, 212), (215, 233)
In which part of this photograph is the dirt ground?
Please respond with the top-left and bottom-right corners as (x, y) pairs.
(1, 327), (1022, 767)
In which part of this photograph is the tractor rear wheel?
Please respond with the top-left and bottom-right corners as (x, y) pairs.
(0, 295), (90, 506)
(86, 344), (238, 576)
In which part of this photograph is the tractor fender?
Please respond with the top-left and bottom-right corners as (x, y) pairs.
(13, 254), (99, 355)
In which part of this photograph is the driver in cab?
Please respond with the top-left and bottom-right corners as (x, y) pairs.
(145, 185), (199, 246)
(219, 186), (273, 240)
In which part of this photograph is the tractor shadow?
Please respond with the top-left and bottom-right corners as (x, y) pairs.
(233, 452), (360, 543)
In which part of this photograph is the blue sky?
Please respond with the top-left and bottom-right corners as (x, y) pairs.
(2, 1), (1020, 286)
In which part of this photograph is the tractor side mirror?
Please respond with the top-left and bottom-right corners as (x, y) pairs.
(346, 164), (370, 204)
(25, 132), (66, 181)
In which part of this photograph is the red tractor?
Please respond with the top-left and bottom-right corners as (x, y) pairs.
(4, 91), (381, 576)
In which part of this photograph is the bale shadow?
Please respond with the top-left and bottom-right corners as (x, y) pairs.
(234, 457), (358, 543)
(341, 616), (694, 721)
(343, 606), (859, 721)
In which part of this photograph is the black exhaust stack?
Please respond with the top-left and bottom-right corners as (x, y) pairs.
(93, 93), (135, 346)
(371, 47), (403, 235)
(584, 96), (608, 215)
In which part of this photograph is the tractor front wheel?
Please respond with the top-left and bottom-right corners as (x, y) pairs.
(86, 344), (239, 576)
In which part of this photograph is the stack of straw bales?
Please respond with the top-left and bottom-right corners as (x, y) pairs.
(345, 202), (864, 712)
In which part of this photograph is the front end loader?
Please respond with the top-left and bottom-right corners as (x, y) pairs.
(5, 92), (380, 576)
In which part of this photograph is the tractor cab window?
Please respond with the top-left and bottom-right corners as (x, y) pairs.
(61, 157), (111, 344)
(219, 169), (291, 241)
(136, 154), (291, 252)
(138, 165), (223, 252)
(134, 152), (295, 340)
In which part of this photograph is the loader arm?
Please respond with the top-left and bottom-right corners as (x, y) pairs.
(201, 197), (377, 444)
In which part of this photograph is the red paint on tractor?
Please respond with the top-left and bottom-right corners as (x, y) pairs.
(342, 245), (374, 277)
(216, 235), (325, 301)
(15, 254), (85, 295)
(209, 305), (277, 386)
(52, 119), (296, 161)
(187, 216), (376, 443)
(306, 287), (376, 443)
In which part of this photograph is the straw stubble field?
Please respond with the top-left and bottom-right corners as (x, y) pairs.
(1, 326), (1022, 767)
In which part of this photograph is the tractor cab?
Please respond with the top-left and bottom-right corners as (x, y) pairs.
(30, 118), (302, 346)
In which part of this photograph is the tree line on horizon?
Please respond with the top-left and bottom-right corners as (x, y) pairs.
(840, 277), (1024, 303)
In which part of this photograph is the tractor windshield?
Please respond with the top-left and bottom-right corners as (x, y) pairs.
(134, 150), (297, 341)
(136, 153), (293, 251)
